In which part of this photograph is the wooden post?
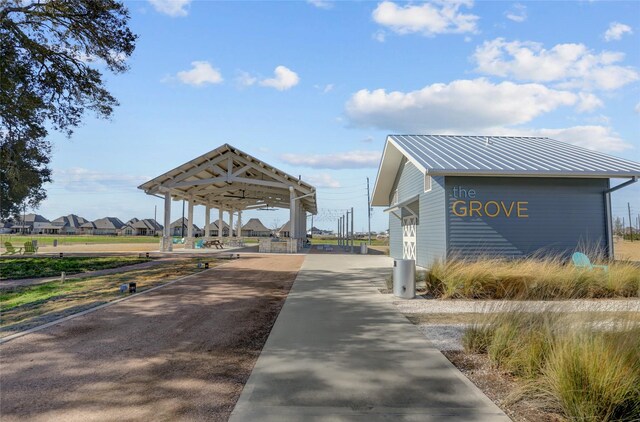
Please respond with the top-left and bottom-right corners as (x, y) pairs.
(205, 205), (210, 238)
(163, 191), (172, 252)
(218, 208), (223, 241)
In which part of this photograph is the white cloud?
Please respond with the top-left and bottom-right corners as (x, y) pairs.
(307, 0), (333, 9)
(604, 22), (633, 42)
(373, 30), (386, 42)
(505, 3), (527, 22)
(148, 0), (191, 17)
(576, 92), (603, 113)
(176, 61), (223, 86)
(280, 151), (382, 169)
(236, 71), (257, 87)
(305, 174), (342, 188)
(314, 83), (334, 94)
(260, 66), (300, 91)
(372, 0), (479, 36)
(498, 126), (631, 152)
(53, 168), (148, 192)
(345, 78), (578, 133)
(473, 38), (639, 91)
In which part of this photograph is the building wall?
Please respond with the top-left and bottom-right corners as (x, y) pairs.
(417, 176), (447, 268)
(445, 177), (609, 258)
(387, 160), (447, 267)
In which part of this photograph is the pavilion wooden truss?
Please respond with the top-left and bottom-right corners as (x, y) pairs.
(138, 144), (317, 251)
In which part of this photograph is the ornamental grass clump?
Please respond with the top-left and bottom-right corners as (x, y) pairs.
(542, 325), (640, 421)
(463, 312), (640, 421)
(426, 255), (640, 300)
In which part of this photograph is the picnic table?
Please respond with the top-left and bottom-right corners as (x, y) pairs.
(203, 239), (224, 249)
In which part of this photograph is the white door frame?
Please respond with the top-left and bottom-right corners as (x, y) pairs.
(402, 216), (417, 260)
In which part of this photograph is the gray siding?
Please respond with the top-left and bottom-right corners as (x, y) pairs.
(390, 159), (424, 204)
(389, 212), (402, 259)
(416, 176), (446, 269)
(446, 177), (608, 258)
(387, 161), (447, 267)
(389, 160), (423, 260)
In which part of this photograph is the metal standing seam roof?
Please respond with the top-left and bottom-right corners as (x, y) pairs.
(389, 135), (640, 177)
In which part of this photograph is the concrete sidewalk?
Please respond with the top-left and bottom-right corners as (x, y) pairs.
(230, 254), (509, 421)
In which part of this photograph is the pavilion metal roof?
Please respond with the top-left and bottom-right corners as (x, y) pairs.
(138, 143), (317, 214)
(372, 134), (640, 206)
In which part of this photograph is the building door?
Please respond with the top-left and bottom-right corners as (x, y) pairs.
(402, 216), (417, 260)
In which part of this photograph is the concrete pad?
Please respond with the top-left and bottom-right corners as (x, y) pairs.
(230, 254), (510, 421)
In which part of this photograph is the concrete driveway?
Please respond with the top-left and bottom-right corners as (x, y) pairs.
(230, 254), (509, 421)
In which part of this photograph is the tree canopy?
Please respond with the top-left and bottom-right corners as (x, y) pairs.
(0, 0), (136, 219)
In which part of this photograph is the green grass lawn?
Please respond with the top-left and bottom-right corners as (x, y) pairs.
(1, 235), (159, 245)
(0, 256), (151, 280)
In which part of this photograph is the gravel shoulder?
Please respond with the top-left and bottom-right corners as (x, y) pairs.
(0, 254), (304, 422)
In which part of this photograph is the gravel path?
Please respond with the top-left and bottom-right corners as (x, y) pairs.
(0, 255), (303, 422)
(394, 298), (640, 314)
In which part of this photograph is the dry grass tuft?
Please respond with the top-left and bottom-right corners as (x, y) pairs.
(463, 311), (640, 421)
(427, 255), (640, 300)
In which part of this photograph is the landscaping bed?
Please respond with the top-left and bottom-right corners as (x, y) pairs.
(459, 312), (640, 421)
(0, 258), (209, 336)
(425, 257), (640, 299)
(0, 256), (152, 280)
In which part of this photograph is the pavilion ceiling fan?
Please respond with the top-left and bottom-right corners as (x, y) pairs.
(223, 190), (262, 200)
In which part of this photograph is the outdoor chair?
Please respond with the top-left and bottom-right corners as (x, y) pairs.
(572, 252), (608, 272)
(23, 241), (38, 255)
(194, 239), (204, 249)
(2, 242), (22, 255)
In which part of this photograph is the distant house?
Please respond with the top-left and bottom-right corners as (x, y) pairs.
(309, 226), (332, 236)
(278, 220), (291, 238)
(10, 213), (50, 234)
(241, 218), (271, 237)
(80, 217), (125, 235)
(121, 218), (162, 236)
(170, 218), (202, 237)
(41, 214), (89, 235)
(205, 219), (232, 237)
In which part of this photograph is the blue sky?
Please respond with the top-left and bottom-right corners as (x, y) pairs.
(39, 0), (640, 232)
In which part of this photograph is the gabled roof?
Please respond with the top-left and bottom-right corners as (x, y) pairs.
(51, 214), (89, 228)
(126, 217), (140, 225)
(18, 213), (49, 224)
(241, 218), (270, 232)
(138, 143), (317, 214)
(279, 220), (291, 232)
(204, 219), (230, 230)
(170, 217), (200, 230)
(372, 134), (640, 206)
(91, 217), (125, 230)
(132, 218), (163, 230)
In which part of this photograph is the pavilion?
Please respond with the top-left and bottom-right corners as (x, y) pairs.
(138, 143), (317, 252)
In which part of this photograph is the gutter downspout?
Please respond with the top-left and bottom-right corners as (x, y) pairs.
(603, 176), (638, 260)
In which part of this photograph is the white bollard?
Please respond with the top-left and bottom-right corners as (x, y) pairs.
(61, 271), (66, 283)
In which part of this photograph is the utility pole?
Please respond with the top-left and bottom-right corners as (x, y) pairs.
(367, 177), (371, 245)
(629, 203), (634, 242)
(351, 206), (354, 253)
(154, 205), (157, 223)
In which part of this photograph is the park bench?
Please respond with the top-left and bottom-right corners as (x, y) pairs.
(572, 252), (608, 273)
(23, 241), (39, 255)
(2, 242), (22, 255)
